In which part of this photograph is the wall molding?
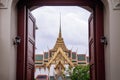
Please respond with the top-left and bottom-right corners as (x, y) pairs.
(0, 0), (9, 9)
(112, 0), (120, 10)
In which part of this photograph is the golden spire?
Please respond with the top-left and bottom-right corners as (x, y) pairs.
(51, 12), (68, 52)
(59, 12), (62, 38)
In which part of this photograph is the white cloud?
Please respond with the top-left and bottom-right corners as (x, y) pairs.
(32, 6), (91, 55)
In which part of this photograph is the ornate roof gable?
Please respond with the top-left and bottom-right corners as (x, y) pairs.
(46, 47), (74, 67)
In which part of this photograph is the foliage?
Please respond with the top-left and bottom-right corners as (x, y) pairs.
(67, 65), (90, 80)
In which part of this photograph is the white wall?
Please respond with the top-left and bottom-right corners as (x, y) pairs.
(0, 0), (18, 80)
(109, 0), (120, 80)
(103, 0), (120, 80)
(102, 0), (111, 80)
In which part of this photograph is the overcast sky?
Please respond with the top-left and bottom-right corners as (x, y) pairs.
(31, 6), (91, 55)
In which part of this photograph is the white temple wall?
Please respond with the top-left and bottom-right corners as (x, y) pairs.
(102, 0), (120, 80)
(0, 0), (18, 80)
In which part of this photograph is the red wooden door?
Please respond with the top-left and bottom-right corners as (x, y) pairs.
(89, 14), (96, 80)
(89, 3), (105, 80)
(25, 10), (36, 80)
(16, 4), (35, 80)
(17, 6), (36, 80)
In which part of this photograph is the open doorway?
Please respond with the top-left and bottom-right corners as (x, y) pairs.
(31, 6), (91, 80)
(17, 0), (105, 80)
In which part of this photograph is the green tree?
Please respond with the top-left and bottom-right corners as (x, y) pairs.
(67, 65), (90, 80)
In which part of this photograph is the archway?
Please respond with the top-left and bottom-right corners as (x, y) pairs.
(17, 0), (105, 80)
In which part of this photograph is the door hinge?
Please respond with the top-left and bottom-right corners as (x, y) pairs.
(100, 36), (107, 45)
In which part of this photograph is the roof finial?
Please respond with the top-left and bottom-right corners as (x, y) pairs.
(59, 12), (62, 38)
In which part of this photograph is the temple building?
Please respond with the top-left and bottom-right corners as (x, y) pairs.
(35, 26), (89, 80)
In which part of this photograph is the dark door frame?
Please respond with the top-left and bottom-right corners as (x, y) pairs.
(17, 0), (105, 80)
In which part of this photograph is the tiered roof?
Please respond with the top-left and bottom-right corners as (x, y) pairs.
(50, 26), (68, 52)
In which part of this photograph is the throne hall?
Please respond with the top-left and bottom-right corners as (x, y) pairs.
(35, 27), (89, 80)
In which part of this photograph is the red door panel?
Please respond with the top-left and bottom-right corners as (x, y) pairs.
(89, 14), (96, 80)
(26, 10), (36, 80)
